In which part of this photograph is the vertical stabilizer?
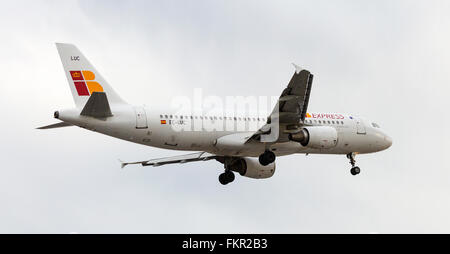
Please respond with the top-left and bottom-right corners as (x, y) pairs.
(55, 43), (127, 108)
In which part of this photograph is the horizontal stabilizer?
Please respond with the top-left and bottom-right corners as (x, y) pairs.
(37, 122), (73, 129)
(80, 92), (113, 118)
(120, 152), (217, 168)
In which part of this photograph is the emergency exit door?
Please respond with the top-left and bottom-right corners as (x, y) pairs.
(134, 107), (148, 129)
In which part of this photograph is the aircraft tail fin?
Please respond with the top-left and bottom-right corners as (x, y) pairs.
(55, 43), (127, 108)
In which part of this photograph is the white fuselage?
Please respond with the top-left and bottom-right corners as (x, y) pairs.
(57, 104), (392, 158)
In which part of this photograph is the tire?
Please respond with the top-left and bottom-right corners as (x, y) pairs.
(259, 151), (276, 166)
(266, 151), (276, 164)
(351, 167), (361, 176)
(259, 154), (269, 166)
(218, 173), (228, 185)
(225, 170), (235, 183)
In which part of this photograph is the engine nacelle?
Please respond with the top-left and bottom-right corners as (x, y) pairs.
(289, 126), (338, 149)
(227, 157), (275, 179)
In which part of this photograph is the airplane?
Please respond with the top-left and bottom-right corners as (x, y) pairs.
(38, 43), (392, 185)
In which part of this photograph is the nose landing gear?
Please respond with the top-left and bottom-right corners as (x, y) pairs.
(347, 153), (361, 176)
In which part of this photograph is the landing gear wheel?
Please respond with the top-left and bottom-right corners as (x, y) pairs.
(219, 170), (235, 185)
(350, 166), (361, 176)
(218, 173), (228, 185)
(225, 170), (235, 183)
(347, 153), (361, 176)
(259, 151), (276, 166)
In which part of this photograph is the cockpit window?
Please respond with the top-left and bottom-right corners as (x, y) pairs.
(372, 122), (380, 128)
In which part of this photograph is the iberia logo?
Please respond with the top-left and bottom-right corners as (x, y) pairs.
(70, 70), (104, 96)
(305, 113), (312, 118)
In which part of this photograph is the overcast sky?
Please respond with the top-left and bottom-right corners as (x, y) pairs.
(1, 0), (449, 233)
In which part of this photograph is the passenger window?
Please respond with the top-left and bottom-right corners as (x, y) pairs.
(160, 115), (163, 118)
(332, 121), (335, 124)
(341, 121), (344, 124)
(170, 115), (173, 119)
(164, 115), (168, 118)
(327, 121), (331, 124)
(318, 120), (322, 124)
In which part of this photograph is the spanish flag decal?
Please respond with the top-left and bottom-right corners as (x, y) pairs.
(160, 120), (167, 125)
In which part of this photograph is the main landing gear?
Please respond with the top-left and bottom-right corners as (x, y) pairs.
(219, 170), (235, 185)
(347, 153), (361, 176)
(259, 151), (276, 166)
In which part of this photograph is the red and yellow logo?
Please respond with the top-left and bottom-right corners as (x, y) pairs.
(70, 70), (104, 96)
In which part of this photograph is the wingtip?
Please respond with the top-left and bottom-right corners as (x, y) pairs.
(292, 63), (304, 74)
(118, 159), (126, 169)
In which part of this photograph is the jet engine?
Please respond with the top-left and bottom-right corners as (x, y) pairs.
(226, 157), (275, 179)
(289, 126), (338, 149)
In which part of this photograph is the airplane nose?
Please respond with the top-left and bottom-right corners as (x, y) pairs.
(384, 135), (392, 149)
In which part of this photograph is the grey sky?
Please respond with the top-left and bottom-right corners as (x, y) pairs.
(0, 0), (449, 233)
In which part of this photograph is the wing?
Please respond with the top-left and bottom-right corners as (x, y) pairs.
(247, 64), (313, 143)
(120, 152), (218, 168)
(274, 64), (313, 123)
